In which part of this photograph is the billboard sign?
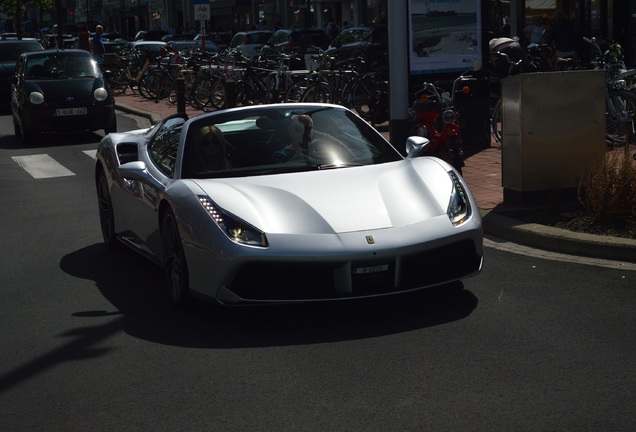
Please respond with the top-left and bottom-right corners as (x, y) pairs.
(409, 0), (483, 74)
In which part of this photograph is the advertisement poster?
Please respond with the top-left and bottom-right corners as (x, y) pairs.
(409, 0), (483, 74)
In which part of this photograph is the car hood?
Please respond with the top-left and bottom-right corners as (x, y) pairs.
(191, 159), (453, 234)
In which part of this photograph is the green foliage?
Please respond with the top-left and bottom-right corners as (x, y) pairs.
(0, 0), (54, 19)
(578, 146), (636, 223)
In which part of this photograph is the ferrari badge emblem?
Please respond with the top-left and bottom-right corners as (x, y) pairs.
(366, 236), (375, 245)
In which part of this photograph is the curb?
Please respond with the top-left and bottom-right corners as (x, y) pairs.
(115, 102), (636, 264)
(481, 210), (636, 263)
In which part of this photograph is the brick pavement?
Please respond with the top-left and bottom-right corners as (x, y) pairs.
(113, 92), (504, 211)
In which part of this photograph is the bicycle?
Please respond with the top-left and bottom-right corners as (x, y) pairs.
(583, 36), (636, 147)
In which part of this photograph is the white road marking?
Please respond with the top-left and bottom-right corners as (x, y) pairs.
(83, 150), (97, 159)
(12, 154), (75, 179)
(484, 235), (636, 271)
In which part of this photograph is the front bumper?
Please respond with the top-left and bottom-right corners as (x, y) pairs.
(21, 102), (115, 133)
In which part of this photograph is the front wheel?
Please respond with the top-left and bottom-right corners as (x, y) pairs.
(490, 98), (503, 144)
(161, 209), (192, 307)
(96, 168), (118, 249)
(606, 90), (636, 147)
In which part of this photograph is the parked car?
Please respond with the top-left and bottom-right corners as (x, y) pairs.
(10, 49), (117, 143)
(94, 103), (483, 306)
(194, 32), (232, 51)
(162, 40), (199, 56)
(0, 32), (19, 40)
(40, 33), (78, 49)
(134, 30), (169, 41)
(260, 28), (331, 69)
(228, 30), (273, 59)
(0, 39), (44, 103)
(326, 26), (388, 70)
(101, 32), (126, 42)
(124, 40), (166, 58)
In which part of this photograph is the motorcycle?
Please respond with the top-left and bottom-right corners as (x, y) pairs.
(410, 82), (464, 174)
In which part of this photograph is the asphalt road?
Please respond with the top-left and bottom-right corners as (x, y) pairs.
(0, 109), (635, 431)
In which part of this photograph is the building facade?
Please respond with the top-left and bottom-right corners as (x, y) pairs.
(5, 1), (633, 67)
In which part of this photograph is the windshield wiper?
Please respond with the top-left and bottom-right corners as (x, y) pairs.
(317, 163), (363, 170)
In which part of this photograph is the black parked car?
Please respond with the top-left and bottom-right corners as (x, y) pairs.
(0, 39), (44, 103)
(326, 26), (388, 70)
(260, 28), (331, 70)
(10, 49), (116, 143)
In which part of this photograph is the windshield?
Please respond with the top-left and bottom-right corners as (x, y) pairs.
(26, 52), (100, 79)
(181, 105), (402, 179)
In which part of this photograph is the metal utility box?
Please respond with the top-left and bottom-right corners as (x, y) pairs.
(501, 70), (605, 194)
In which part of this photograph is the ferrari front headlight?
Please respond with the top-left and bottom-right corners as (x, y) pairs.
(446, 171), (471, 226)
(197, 195), (268, 247)
(94, 88), (108, 101)
(29, 92), (44, 105)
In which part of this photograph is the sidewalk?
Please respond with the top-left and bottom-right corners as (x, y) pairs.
(113, 93), (636, 263)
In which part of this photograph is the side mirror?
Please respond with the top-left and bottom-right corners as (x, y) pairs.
(405, 136), (430, 158)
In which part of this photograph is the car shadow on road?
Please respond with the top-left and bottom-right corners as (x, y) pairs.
(60, 243), (479, 349)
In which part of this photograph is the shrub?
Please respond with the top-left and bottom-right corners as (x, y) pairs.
(578, 146), (636, 223)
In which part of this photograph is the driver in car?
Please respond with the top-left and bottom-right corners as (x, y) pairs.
(271, 114), (313, 163)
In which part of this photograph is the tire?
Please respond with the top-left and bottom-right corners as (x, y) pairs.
(104, 113), (117, 135)
(108, 66), (129, 96)
(12, 115), (21, 138)
(19, 115), (34, 145)
(606, 90), (636, 147)
(284, 81), (307, 103)
(490, 98), (503, 144)
(137, 72), (154, 100)
(210, 78), (226, 110)
(96, 168), (118, 249)
(190, 75), (214, 111)
(161, 209), (192, 307)
(349, 74), (378, 119)
(302, 83), (334, 104)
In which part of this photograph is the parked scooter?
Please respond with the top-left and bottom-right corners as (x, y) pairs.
(410, 82), (464, 174)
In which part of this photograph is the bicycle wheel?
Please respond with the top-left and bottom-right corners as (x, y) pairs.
(302, 83), (334, 103)
(490, 98), (503, 144)
(210, 78), (226, 110)
(606, 90), (636, 147)
(107, 65), (129, 96)
(284, 81), (308, 103)
(136, 72), (154, 100)
(140, 70), (163, 100)
(190, 74), (215, 111)
(348, 74), (378, 119)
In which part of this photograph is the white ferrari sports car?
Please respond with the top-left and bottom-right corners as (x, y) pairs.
(95, 103), (483, 306)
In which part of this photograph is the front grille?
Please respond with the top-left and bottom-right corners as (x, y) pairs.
(229, 239), (481, 302)
(401, 239), (481, 289)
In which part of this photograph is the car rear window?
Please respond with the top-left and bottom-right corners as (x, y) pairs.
(247, 33), (272, 44)
(0, 41), (43, 62)
(291, 31), (329, 46)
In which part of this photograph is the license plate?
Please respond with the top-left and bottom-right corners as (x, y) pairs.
(353, 264), (389, 275)
(56, 107), (87, 116)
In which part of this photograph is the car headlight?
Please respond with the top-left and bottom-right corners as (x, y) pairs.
(442, 109), (457, 124)
(197, 195), (268, 247)
(29, 92), (44, 105)
(94, 87), (108, 101)
(447, 171), (471, 226)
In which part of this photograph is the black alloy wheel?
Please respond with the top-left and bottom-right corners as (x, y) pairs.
(161, 209), (192, 307)
(97, 169), (118, 249)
